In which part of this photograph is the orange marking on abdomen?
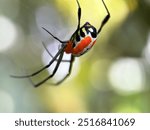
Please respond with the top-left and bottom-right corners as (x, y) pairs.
(65, 36), (96, 56)
(65, 41), (73, 54)
(73, 36), (92, 54)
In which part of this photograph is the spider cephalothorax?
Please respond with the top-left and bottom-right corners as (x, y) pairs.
(11, 0), (110, 87)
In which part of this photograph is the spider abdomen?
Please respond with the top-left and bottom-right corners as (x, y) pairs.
(65, 22), (97, 56)
(73, 36), (96, 56)
(65, 35), (96, 57)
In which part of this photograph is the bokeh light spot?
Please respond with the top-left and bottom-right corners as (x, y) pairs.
(0, 16), (17, 52)
(0, 90), (15, 112)
(108, 58), (144, 95)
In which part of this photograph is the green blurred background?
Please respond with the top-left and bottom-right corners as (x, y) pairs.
(0, 0), (150, 112)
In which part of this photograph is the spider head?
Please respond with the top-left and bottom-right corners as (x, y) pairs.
(83, 22), (97, 38)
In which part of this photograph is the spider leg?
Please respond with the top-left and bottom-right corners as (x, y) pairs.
(30, 52), (64, 87)
(53, 55), (75, 85)
(42, 27), (69, 44)
(10, 44), (67, 78)
(97, 0), (110, 34)
(42, 42), (70, 62)
(76, 0), (81, 30)
(70, 0), (81, 38)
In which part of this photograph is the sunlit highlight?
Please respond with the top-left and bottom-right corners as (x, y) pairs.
(113, 103), (141, 112)
(55, 0), (129, 28)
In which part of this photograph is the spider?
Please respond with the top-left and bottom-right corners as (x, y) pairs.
(11, 0), (110, 87)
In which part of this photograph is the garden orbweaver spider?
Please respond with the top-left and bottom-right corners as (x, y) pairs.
(11, 0), (110, 87)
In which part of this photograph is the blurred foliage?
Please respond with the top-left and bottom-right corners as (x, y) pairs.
(0, 0), (150, 113)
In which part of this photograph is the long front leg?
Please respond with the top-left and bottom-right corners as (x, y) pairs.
(76, 0), (81, 30)
(42, 42), (70, 62)
(97, 0), (110, 34)
(42, 27), (69, 43)
(30, 52), (65, 87)
(53, 55), (75, 85)
(10, 44), (67, 78)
